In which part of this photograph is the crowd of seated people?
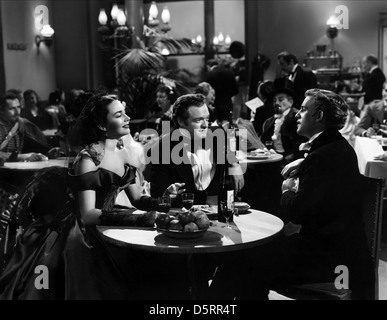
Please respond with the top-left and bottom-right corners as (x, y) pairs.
(0, 46), (382, 301)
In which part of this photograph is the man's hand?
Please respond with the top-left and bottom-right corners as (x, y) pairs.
(25, 153), (48, 162)
(281, 158), (304, 179)
(363, 127), (376, 137)
(282, 177), (298, 194)
(47, 147), (64, 159)
(164, 183), (186, 196)
(232, 174), (245, 194)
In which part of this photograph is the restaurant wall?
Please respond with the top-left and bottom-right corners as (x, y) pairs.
(0, 0), (56, 99)
(52, 0), (102, 92)
(256, 0), (387, 81)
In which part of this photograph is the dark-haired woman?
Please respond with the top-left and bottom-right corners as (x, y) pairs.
(0, 93), (184, 299)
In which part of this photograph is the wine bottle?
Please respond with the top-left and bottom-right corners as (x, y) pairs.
(228, 111), (237, 153)
(218, 161), (235, 223)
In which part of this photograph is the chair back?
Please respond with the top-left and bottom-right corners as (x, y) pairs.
(360, 175), (384, 300)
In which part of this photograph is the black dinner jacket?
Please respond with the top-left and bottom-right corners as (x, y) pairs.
(292, 65), (317, 106)
(363, 67), (386, 104)
(280, 128), (369, 257)
(149, 127), (225, 202)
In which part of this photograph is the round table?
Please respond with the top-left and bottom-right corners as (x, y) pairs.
(97, 209), (284, 298)
(240, 153), (283, 168)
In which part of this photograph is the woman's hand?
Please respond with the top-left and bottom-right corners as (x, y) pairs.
(163, 183), (186, 196)
(374, 152), (387, 161)
(281, 158), (304, 179)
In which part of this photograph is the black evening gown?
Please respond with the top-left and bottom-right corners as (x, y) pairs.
(0, 161), (145, 300)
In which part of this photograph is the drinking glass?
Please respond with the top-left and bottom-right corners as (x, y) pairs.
(158, 195), (171, 213)
(220, 200), (234, 229)
(181, 193), (194, 209)
(264, 141), (274, 150)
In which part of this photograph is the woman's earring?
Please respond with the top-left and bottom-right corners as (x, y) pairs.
(98, 125), (107, 132)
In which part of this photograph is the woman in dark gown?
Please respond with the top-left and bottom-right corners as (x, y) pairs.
(0, 93), (185, 300)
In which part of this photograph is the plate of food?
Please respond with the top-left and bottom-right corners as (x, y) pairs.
(157, 227), (208, 239)
(247, 149), (271, 160)
(155, 210), (211, 239)
(234, 202), (251, 214)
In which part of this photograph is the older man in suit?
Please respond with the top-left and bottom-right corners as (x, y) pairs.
(261, 85), (307, 163)
(361, 55), (386, 104)
(211, 89), (375, 300)
(355, 81), (387, 137)
(0, 92), (61, 162)
(277, 51), (317, 106)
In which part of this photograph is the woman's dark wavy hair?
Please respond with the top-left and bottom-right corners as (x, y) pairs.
(156, 84), (178, 104)
(68, 93), (119, 147)
(304, 89), (348, 129)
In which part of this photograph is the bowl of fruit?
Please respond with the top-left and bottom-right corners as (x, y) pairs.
(155, 208), (211, 239)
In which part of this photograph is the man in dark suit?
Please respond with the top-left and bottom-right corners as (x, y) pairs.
(205, 60), (239, 122)
(0, 92), (61, 162)
(277, 51), (317, 106)
(360, 55), (386, 104)
(261, 86), (307, 163)
(355, 81), (387, 137)
(150, 93), (244, 204)
(211, 89), (375, 300)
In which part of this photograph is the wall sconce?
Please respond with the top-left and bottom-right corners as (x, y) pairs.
(326, 16), (339, 39)
(35, 24), (55, 48)
(326, 16), (339, 53)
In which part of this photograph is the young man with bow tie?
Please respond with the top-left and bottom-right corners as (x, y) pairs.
(214, 89), (375, 300)
(150, 93), (244, 204)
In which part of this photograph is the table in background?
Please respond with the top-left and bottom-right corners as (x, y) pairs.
(0, 159), (70, 190)
(354, 137), (387, 187)
(97, 209), (284, 299)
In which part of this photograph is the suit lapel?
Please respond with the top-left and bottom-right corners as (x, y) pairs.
(374, 101), (384, 124)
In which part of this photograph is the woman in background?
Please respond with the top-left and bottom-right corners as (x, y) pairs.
(21, 89), (49, 130)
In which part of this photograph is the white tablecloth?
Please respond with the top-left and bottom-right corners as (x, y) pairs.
(354, 137), (387, 185)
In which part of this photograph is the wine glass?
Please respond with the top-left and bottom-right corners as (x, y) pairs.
(220, 200), (234, 229)
(158, 195), (171, 213)
(181, 193), (194, 209)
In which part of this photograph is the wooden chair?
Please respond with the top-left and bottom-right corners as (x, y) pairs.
(274, 175), (384, 300)
(0, 167), (72, 275)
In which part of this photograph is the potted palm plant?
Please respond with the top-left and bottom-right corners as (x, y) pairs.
(115, 35), (201, 119)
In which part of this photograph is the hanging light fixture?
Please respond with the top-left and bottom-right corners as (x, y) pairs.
(97, 3), (130, 41)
